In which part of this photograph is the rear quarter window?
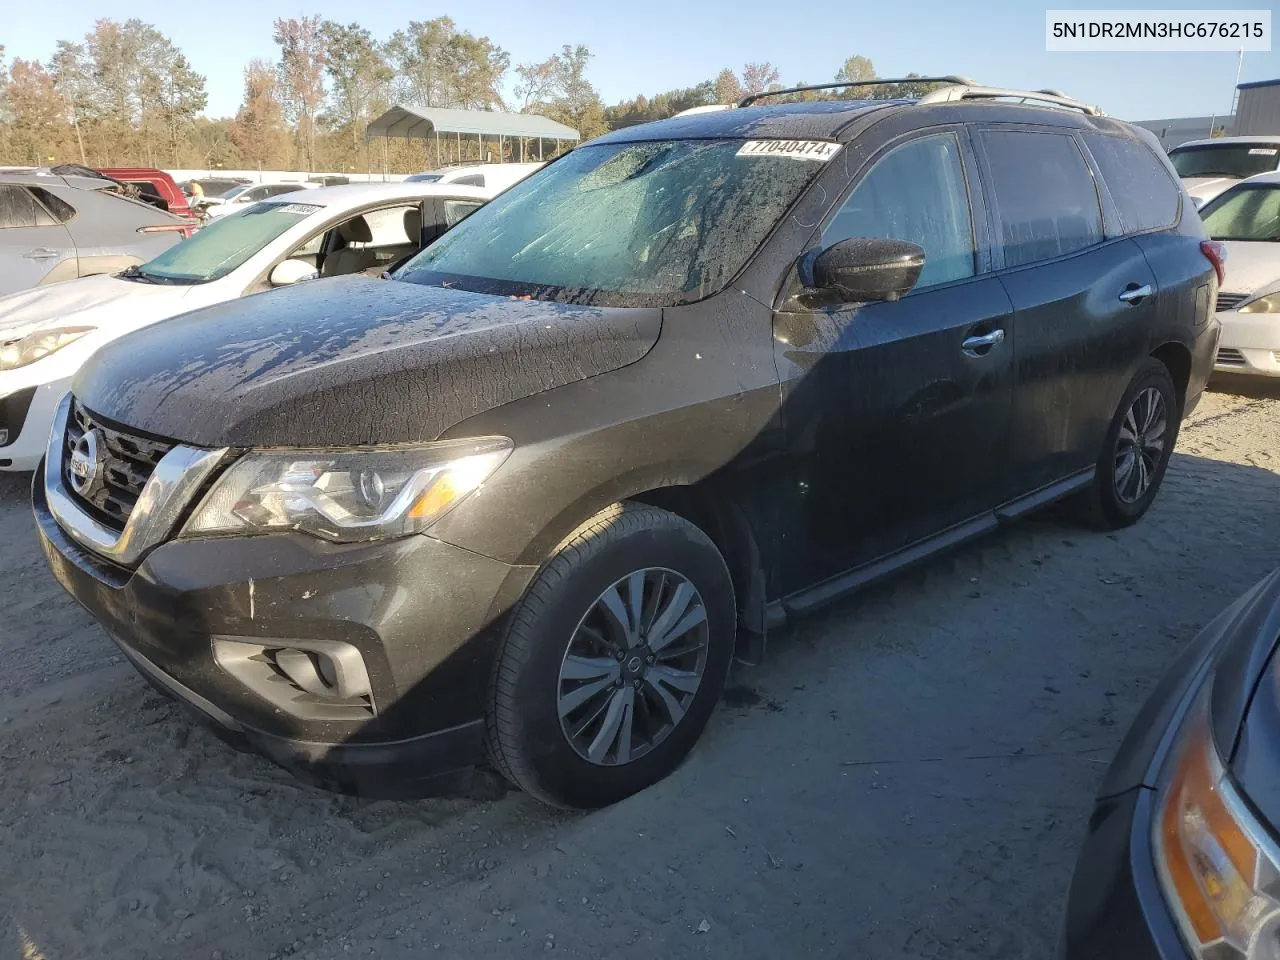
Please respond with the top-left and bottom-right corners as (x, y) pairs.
(979, 129), (1104, 268)
(29, 187), (76, 224)
(1084, 134), (1180, 234)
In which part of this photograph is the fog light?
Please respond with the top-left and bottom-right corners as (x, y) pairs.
(0, 429), (8, 446)
(212, 637), (374, 721)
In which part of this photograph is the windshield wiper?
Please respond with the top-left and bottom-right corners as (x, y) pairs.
(119, 264), (159, 284)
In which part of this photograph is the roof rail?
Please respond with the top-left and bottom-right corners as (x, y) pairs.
(737, 76), (977, 108)
(917, 84), (1104, 116)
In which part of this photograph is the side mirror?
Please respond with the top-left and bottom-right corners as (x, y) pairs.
(269, 259), (319, 287)
(812, 237), (925, 303)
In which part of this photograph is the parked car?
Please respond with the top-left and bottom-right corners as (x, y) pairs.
(1168, 136), (1280, 208)
(198, 182), (314, 218)
(404, 161), (544, 190)
(0, 181), (493, 469)
(1060, 569), (1280, 960)
(34, 81), (1221, 809)
(179, 177), (251, 201)
(1197, 172), (1280, 377)
(98, 166), (193, 218)
(0, 170), (189, 298)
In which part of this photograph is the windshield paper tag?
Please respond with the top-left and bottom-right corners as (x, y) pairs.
(1249, 148), (1278, 155)
(269, 202), (323, 214)
(737, 140), (839, 162)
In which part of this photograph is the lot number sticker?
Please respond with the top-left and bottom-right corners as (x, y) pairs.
(737, 140), (840, 161)
(1249, 148), (1278, 155)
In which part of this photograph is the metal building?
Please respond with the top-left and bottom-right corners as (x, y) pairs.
(1234, 79), (1280, 136)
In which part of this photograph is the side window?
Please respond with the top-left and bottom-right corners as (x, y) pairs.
(30, 187), (76, 223)
(452, 174), (484, 187)
(822, 133), (976, 290)
(979, 130), (1104, 268)
(444, 200), (484, 227)
(0, 186), (51, 228)
(1083, 134), (1180, 234)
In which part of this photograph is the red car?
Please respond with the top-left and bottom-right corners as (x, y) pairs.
(97, 167), (193, 219)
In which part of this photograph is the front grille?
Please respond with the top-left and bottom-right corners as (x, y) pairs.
(1217, 292), (1249, 313)
(64, 399), (175, 531)
(1216, 347), (1247, 367)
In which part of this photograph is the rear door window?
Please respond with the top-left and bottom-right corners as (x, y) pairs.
(0, 186), (55, 228)
(822, 132), (976, 289)
(29, 187), (76, 223)
(979, 130), (1104, 268)
(1084, 134), (1180, 233)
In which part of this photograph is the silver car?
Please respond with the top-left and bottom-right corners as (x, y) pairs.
(0, 171), (190, 297)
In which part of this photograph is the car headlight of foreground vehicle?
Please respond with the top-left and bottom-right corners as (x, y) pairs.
(184, 438), (513, 543)
(0, 326), (95, 371)
(1156, 684), (1280, 959)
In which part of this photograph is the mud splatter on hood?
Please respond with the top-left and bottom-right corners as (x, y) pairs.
(73, 275), (661, 447)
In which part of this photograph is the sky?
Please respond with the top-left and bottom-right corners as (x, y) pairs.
(2, 0), (1278, 123)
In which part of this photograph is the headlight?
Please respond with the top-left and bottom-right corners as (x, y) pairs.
(1155, 687), (1280, 959)
(1240, 295), (1280, 314)
(0, 326), (95, 371)
(183, 438), (512, 543)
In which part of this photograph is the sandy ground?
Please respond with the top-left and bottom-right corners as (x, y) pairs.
(2, 380), (1279, 960)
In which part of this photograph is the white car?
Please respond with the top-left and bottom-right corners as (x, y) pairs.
(1198, 171), (1280, 377)
(403, 162), (544, 191)
(198, 182), (316, 218)
(0, 181), (495, 470)
(1168, 136), (1280, 209)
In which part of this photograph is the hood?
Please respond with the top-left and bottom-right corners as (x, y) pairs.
(1184, 176), (1240, 206)
(1218, 241), (1280, 297)
(0, 273), (195, 340)
(74, 276), (661, 447)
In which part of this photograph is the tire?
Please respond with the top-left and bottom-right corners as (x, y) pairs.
(486, 502), (736, 808)
(1076, 358), (1180, 530)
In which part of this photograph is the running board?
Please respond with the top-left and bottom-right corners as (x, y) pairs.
(766, 467), (1096, 623)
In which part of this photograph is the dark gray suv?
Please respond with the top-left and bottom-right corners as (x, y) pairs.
(34, 80), (1222, 808)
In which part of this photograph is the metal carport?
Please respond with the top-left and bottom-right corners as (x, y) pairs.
(364, 106), (581, 167)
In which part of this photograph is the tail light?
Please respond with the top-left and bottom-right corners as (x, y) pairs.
(1200, 240), (1227, 287)
(137, 221), (198, 239)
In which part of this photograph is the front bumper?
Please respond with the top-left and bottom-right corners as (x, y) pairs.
(0, 376), (71, 471)
(1214, 310), (1280, 377)
(34, 477), (536, 797)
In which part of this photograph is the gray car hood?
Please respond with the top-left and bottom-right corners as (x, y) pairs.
(73, 275), (661, 447)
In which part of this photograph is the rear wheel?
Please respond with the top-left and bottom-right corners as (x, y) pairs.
(486, 502), (735, 808)
(1077, 358), (1180, 529)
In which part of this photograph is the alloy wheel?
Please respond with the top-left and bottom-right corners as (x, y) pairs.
(557, 567), (710, 766)
(1114, 386), (1168, 504)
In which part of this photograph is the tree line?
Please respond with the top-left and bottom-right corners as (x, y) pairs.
(0, 22), (933, 173)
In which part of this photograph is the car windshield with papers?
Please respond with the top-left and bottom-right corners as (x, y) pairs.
(1199, 185), (1280, 241)
(128, 201), (321, 283)
(1169, 144), (1280, 180)
(393, 139), (831, 307)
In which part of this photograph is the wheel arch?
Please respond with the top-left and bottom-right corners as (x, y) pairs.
(516, 470), (772, 663)
(1150, 340), (1192, 412)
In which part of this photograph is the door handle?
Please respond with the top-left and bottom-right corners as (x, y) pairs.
(23, 247), (58, 260)
(961, 328), (1006, 356)
(1118, 283), (1152, 304)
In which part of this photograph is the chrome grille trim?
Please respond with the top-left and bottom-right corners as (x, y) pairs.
(43, 393), (230, 567)
(65, 399), (175, 530)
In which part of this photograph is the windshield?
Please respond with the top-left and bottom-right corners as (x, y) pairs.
(394, 139), (832, 306)
(221, 185), (251, 201)
(1169, 144), (1280, 179)
(1200, 185), (1280, 241)
(134, 201), (320, 283)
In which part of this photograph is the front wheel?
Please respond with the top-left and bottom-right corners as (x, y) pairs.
(486, 503), (736, 808)
(1077, 358), (1180, 529)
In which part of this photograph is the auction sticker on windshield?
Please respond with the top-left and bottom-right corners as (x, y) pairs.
(737, 140), (840, 161)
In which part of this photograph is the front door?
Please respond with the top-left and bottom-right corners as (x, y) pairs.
(0, 185), (76, 295)
(774, 130), (1015, 596)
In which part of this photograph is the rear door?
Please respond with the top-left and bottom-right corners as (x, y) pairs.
(0, 185), (77, 295)
(975, 126), (1158, 496)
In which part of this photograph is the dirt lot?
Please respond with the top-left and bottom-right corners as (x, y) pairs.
(2, 381), (1279, 960)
